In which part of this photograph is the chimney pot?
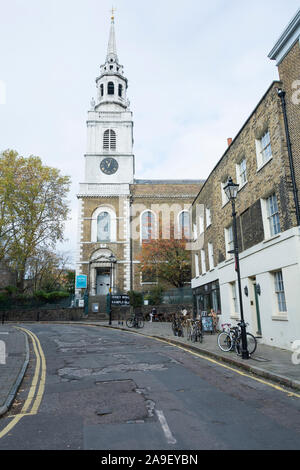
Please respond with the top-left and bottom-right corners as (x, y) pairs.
(227, 138), (233, 147)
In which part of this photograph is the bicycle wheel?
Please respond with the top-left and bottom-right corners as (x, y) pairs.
(235, 333), (257, 356)
(177, 325), (184, 337)
(217, 332), (232, 352)
(126, 318), (134, 328)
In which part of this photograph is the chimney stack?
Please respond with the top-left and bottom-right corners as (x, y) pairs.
(227, 138), (233, 147)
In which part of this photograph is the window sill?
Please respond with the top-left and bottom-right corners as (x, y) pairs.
(238, 181), (248, 192)
(221, 200), (230, 209)
(272, 314), (288, 321)
(230, 314), (239, 320)
(263, 233), (281, 244)
(257, 157), (272, 173)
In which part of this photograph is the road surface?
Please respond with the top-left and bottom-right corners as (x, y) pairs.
(0, 323), (299, 450)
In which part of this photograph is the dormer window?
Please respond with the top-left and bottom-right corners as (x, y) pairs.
(108, 82), (114, 95)
(110, 65), (113, 70)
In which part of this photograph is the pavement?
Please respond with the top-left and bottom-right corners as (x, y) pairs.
(0, 325), (29, 416)
(0, 319), (299, 417)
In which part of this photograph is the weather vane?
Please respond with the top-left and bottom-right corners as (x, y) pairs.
(111, 6), (116, 21)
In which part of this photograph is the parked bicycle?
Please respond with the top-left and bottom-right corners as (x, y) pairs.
(187, 319), (203, 343)
(126, 314), (144, 329)
(217, 322), (257, 356)
(171, 314), (184, 337)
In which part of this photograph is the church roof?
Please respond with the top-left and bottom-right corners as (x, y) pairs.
(134, 179), (204, 184)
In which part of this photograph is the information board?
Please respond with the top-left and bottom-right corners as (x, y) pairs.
(201, 316), (214, 333)
(111, 295), (130, 306)
(76, 275), (87, 289)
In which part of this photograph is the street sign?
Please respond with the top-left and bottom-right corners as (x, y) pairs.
(76, 275), (87, 289)
(111, 295), (130, 306)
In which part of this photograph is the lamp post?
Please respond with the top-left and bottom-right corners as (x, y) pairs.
(223, 177), (249, 360)
(108, 254), (116, 325)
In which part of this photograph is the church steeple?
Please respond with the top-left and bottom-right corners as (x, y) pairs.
(95, 12), (128, 111)
(106, 12), (118, 63)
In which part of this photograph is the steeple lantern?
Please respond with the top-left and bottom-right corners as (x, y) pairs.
(95, 13), (128, 110)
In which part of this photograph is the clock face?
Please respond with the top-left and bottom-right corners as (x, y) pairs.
(100, 157), (118, 175)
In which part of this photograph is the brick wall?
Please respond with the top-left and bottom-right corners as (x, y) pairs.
(192, 81), (296, 278)
(277, 40), (300, 210)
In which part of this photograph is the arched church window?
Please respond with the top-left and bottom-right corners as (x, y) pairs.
(141, 211), (156, 242)
(179, 211), (191, 239)
(97, 212), (111, 242)
(103, 129), (116, 150)
(118, 84), (123, 97)
(108, 82), (114, 95)
(100, 84), (104, 96)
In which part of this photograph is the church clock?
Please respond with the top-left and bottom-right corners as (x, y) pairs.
(100, 157), (119, 175)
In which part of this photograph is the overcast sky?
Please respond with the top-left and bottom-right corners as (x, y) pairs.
(0, 0), (299, 267)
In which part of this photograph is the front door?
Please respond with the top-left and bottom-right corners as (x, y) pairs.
(96, 271), (110, 295)
(253, 283), (262, 336)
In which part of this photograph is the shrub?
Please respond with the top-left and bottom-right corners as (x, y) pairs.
(127, 291), (143, 308)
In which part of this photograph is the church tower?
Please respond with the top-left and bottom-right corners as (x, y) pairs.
(76, 14), (203, 309)
(76, 13), (133, 299)
(85, 13), (134, 185)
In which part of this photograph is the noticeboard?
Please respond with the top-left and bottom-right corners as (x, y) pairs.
(76, 275), (87, 289)
(111, 295), (130, 306)
(201, 316), (214, 333)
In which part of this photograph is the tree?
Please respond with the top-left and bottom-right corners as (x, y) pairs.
(26, 249), (73, 293)
(0, 150), (71, 291)
(138, 238), (191, 288)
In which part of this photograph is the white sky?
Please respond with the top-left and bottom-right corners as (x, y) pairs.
(0, 0), (299, 267)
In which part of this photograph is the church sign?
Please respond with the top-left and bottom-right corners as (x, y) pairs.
(76, 275), (87, 289)
(111, 295), (130, 306)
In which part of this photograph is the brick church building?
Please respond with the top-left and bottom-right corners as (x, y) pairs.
(75, 15), (202, 298)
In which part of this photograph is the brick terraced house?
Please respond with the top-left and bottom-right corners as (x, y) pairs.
(76, 15), (203, 304)
(191, 9), (300, 350)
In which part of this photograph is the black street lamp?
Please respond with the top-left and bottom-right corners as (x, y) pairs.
(108, 254), (116, 326)
(223, 177), (250, 360)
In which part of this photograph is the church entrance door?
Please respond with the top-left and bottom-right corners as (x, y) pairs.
(96, 269), (110, 295)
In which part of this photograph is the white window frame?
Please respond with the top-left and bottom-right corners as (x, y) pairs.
(193, 223), (198, 241)
(178, 210), (191, 239)
(221, 181), (230, 206)
(225, 225), (234, 259)
(200, 249), (206, 274)
(273, 270), (287, 313)
(199, 215), (204, 235)
(236, 158), (247, 188)
(230, 281), (240, 317)
(256, 130), (272, 170)
(91, 206), (117, 243)
(208, 243), (214, 270)
(140, 210), (157, 244)
(261, 193), (281, 239)
(194, 254), (200, 278)
(205, 207), (211, 227)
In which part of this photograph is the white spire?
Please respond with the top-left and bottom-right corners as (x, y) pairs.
(106, 11), (118, 63)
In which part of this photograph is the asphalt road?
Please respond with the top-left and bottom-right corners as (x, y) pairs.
(0, 323), (299, 450)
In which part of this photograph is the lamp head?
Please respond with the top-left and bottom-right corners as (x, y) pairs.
(223, 177), (239, 201)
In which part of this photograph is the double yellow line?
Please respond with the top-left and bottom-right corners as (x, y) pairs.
(0, 327), (46, 439)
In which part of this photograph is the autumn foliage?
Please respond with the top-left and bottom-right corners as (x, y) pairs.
(138, 237), (191, 288)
